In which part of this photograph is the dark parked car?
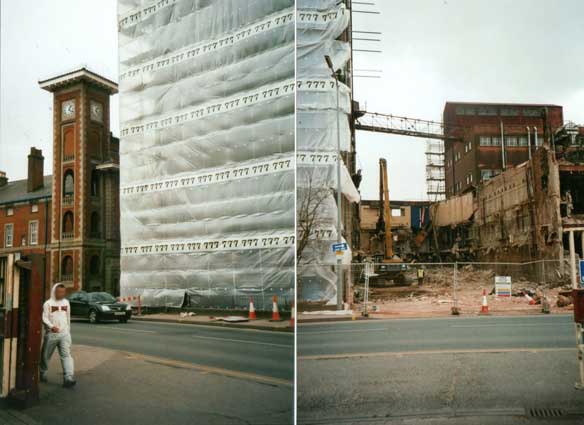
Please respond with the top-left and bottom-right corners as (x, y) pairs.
(68, 291), (132, 324)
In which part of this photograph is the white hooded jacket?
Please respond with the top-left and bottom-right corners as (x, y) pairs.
(42, 283), (71, 335)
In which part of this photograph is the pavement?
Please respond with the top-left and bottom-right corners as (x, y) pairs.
(4, 319), (293, 425)
(133, 312), (293, 332)
(297, 314), (584, 424)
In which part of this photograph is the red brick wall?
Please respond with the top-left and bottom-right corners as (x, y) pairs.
(0, 199), (52, 296)
(443, 103), (564, 196)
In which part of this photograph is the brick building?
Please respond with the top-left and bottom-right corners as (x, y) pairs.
(443, 101), (564, 197)
(0, 68), (120, 295)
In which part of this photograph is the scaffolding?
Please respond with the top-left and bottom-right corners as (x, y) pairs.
(425, 139), (446, 201)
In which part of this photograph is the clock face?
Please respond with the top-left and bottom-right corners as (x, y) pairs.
(90, 101), (103, 123)
(62, 100), (76, 120)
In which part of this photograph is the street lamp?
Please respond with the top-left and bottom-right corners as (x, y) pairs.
(325, 55), (343, 311)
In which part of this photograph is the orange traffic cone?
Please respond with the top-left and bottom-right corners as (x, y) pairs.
(290, 302), (295, 328)
(525, 293), (536, 305)
(479, 289), (489, 315)
(270, 296), (281, 321)
(248, 297), (257, 320)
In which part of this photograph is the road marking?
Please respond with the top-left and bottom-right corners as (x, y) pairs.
(98, 327), (157, 334)
(299, 347), (575, 361)
(299, 313), (573, 327)
(191, 334), (292, 349)
(451, 323), (567, 328)
(122, 351), (292, 387)
(129, 319), (293, 336)
(300, 328), (387, 335)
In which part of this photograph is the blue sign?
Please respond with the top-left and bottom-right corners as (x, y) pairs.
(580, 260), (584, 287)
(331, 242), (348, 253)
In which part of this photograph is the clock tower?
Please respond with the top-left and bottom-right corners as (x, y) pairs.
(39, 68), (120, 294)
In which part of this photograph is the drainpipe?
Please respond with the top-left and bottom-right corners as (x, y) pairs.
(526, 126), (532, 160)
(500, 121), (506, 171)
(533, 127), (538, 150)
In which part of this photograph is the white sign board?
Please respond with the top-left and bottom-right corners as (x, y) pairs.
(495, 276), (512, 297)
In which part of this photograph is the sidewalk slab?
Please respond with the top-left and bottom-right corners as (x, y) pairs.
(132, 313), (293, 332)
(21, 345), (292, 425)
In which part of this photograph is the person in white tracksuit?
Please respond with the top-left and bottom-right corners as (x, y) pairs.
(40, 283), (76, 387)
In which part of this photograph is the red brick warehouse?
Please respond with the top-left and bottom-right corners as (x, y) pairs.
(443, 102), (564, 197)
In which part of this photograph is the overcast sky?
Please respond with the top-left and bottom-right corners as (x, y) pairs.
(0, 0), (118, 182)
(353, 0), (584, 201)
(1, 1), (583, 201)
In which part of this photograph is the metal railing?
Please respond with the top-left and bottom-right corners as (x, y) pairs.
(298, 259), (571, 312)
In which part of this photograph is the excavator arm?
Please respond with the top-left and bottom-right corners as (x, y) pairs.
(378, 158), (394, 260)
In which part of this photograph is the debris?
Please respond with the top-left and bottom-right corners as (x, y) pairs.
(302, 310), (354, 316)
(179, 312), (195, 318)
(220, 316), (250, 323)
(557, 295), (573, 307)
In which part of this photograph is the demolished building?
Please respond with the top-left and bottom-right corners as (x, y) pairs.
(117, 1), (295, 310)
(429, 124), (584, 268)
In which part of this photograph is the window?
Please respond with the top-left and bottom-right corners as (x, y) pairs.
(4, 224), (13, 247)
(6, 207), (13, 216)
(464, 141), (472, 153)
(501, 108), (519, 116)
(491, 137), (501, 146)
(61, 256), (73, 280)
(480, 137), (491, 146)
(519, 137), (528, 146)
(464, 107), (476, 116)
(523, 108), (542, 117)
(62, 211), (74, 238)
(506, 136), (518, 147)
(454, 152), (461, 162)
(63, 170), (74, 196)
(465, 173), (473, 185)
(391, 208), (405, 217)
(29, 221), (39, 245)
(477, 106), (497, 116)
(31, 203), (39, 213)
(90, 255), (100, 275)
(455, 106), (465, 115)
(90, 212), (101, 237)
(91, 170), (99, 197)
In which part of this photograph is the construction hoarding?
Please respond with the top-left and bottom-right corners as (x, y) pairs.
(297, 0), (360, 304)
(117, 0), (295, 310)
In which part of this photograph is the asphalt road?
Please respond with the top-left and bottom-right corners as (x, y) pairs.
(71, 318), (294, 383)
(298, 314), (584, 424)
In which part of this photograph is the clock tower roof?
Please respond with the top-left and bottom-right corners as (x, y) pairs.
(39, 67), (118, 94)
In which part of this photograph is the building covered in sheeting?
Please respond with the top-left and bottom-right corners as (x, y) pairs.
(117, 0), (295, 310)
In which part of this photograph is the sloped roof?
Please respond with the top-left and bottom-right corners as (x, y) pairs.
(0, 176), (52, 205)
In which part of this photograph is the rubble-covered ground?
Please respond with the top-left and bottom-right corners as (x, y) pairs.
(353, 264), (575, 318)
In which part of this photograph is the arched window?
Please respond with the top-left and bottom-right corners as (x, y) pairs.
(62, 256), (73, 280)
(89, 255), (100, 275)
(91, 170), (99, 197)
(90, 212), (100, 237)
(62, 211), (74, 237)
(63, 170), (74, 196)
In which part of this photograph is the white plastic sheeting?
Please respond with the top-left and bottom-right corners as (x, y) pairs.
(297, 0), (359, 303)
(118, 0), (295, 310)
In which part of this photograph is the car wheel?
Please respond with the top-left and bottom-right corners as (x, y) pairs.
(88, 309), (99, 324)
